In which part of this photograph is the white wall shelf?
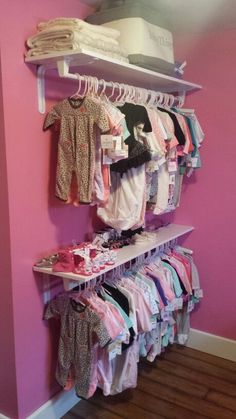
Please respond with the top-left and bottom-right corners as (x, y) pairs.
(25, 49), (201, 93)
(25, 49), (202, 113)
(33, 223), (194, 292)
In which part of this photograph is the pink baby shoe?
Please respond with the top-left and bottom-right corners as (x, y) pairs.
(52, 250), (75, 273)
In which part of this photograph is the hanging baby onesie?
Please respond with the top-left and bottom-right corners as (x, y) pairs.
(44, 294), (111, 399)
(110, 102), (152, 173)
(97, 164), (147, 230)
(44, 96), (110, 203)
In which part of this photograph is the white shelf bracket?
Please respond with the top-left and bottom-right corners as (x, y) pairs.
(57, 59), (78, 80)
(37, 65), (46, 114)
(63, 278), (81, 291)
(43, 274), (51, 304)
(36, 59), (78, 115)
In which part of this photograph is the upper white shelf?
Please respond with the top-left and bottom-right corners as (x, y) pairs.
(25, 48), (202, 94)
(33, 223), (194, 290)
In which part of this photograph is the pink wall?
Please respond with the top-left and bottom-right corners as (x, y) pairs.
(170, 30), (236, 340)
(0, 52), (18, 418)
(0, 1), (95, 418)
(1, 3), (236, 417)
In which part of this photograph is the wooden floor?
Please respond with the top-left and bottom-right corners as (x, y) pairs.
(63, 345), (236, 419)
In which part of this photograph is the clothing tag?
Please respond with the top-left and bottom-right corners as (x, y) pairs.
(176, 297), (183, 309)
(108, 149), (127, 159)
(169, 174), (175, 185)
(146, 161), (158, 172)
(158, 156), (166, 166)
(161, 309), (170, 321)
(114, 136), (122, 150)
(191, 157), (198, 168)
(194, 288), (203, 298)
(116, 330), (126, 342)
(153, 162), (160, 171)
(101, 135), (114, 149)
(115, 341), (122, 355)
(108, 341), (119, 360)
(187, 299), (194, 313)
(108, 341), (116, 352)
(124, 331), (130, 344)
(170, 298), (178, 310)
(168, 161), (177, 172)
(108, 347), (117, 360)
(166, 302), (174, 312)
(150, 314), (157, 330)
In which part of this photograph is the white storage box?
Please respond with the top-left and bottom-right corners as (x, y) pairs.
(102, 17), (174, 64)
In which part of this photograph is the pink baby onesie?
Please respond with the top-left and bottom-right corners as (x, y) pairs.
(172, 251), (192, 288)
(85, 296), (125, 341)
(120, 280), (153, 333)
(163, 255), (192, 295)
(110, 339), (139, 395)
(145, 264), (176, 302)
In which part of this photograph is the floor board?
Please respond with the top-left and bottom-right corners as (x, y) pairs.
(172, 345), (236, 372)
(206, 391), (236, 413)
(62, 345), (236, 419)
(138, 361), (208, 398)
(162, 349), (236, 383)
(148, 357), (236, 397)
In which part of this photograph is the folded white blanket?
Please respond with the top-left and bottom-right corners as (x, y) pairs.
(28, 29), (120, 51)
(28, 25), (119, 46)
(26, 43), (129, 63)
(37, 17), (120, 39)
(27, 28), (128, 57)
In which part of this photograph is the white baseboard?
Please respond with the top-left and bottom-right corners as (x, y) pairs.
(26, 388), (80, 419)
(187, 328), (236, 362)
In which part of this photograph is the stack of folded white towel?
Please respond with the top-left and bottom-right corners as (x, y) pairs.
(26, 17), (129, 62)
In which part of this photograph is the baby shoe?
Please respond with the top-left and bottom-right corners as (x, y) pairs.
(34, 253), (59, 268)
(89, 248), (98, 259)
(91, 257), (101, 274)
(88, 248), (105, 271)
(73, 253), (85, 268)
(73, 258), (93, 276)
(105, 249), (117, 266)
(53, 250), (75, 273)
(95, 252), (106, 270)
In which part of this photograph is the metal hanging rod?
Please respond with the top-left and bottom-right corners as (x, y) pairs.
(37, 58), (185, 114)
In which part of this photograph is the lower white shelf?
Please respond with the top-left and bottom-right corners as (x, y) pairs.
(33, 224), (194, 290)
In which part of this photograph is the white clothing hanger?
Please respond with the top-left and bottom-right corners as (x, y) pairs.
(70, 73), (82, 99)
(69, 73), (182, 110)
(99, 78), (106, 96)
(74, 73), (88, 98)
(107, 81), (116, 101)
